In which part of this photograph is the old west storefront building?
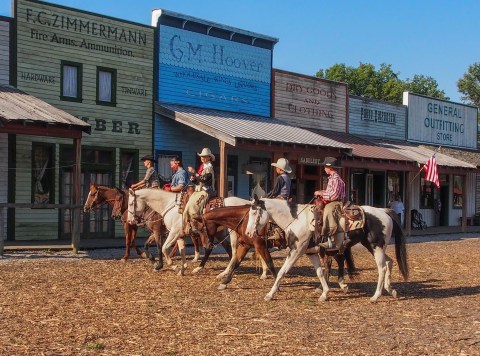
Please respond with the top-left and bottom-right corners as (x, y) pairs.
(10, 0), (154, 240)
(152, 10), (351, 200)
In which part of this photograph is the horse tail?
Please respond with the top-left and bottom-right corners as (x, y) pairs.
(344, 246), (356, 278)
(386, 209), (409, 281)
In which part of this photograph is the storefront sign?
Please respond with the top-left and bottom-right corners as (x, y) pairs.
(299, 156), (323, 165)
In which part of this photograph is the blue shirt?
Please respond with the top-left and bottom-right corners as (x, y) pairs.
(171, 167), (188, 188)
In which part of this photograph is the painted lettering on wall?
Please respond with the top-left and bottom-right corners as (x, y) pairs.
(25, 8), (147, 46)
(30, 29), (135, 57)
(286, 83), (337, 100)
(361, 108), (396, 124)
(121, 86), (148, 96)
(424, 102), (465, 143)
(299, 157), (323, 165)
(288, 104), (333, 119)
(19, 71), (55, 84)
(80, 117), (140, 134)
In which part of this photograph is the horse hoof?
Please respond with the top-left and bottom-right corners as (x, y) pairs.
(264, 294), (273, 302)
(140, 252), (147, 259)
(171, 265), (178, 271)
(259, 274), (268, 280)
(370, 296), (379, 303)
(391, 289), (398, 298)
(341, 286), (349, 293)
(192, 267), (202, 274)
(154, 263), (163, 271)
(218, 284), (227, 290)
(121, 258), (127, 263)
(319, 294), (328, 302)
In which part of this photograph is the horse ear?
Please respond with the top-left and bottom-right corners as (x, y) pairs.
(129, 188), (135, 196)
(253, 194), (259, 203)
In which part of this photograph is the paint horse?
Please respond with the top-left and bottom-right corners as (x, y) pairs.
(194, 205), (355, 290)
(245, 197), (409, 303)
(83, 183), (162, 264)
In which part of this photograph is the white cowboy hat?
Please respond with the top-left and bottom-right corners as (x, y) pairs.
(197, 147), (215, 161)
(271, 158), (292, 173)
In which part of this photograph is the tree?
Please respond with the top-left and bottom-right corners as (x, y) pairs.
(457, 63), (480, 107)
(316, 63), (447, 104)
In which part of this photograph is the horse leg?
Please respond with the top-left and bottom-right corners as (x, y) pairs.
(333, 253), (348, 292)
(122, 223), (135, 261)
(253, 237), (276, 280)
(218, 242), (250, 289)
(307, 253), (330, 302)
(370, 247), (388, 303)
(162, 232), (177, 267)
(154, 230), (164, 271)
(176, 237), (187, 276)
(192, 246), (212, 274)
(190, 233), (201, 263)
(216, 230), (238, 279)
(383, 253), (397, 298)
(265, 240), (309, 301)
(144, 234), (156, 263)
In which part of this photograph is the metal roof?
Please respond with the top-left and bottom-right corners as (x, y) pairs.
(312, 130), (414, 162)
(373, 139), (477, 169)
(0, 86), (91, 133)
(156, 103), (352, 150)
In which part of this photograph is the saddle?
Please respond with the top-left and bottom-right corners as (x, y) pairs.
(177, 186), (195, 214)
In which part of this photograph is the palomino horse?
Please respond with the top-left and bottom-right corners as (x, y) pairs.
(83, 183), (162, 264)
(195, 205), (355, 289)
(245, 197), (409, 303)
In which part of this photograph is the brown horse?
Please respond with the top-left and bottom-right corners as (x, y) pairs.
(195, 205), (355, 290)
(83, 184), (165, 269)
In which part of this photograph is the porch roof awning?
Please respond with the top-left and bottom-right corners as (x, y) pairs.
(155, 103), (352, 151)
(372, 139), (478, 170)
(0, 85), (91, 134)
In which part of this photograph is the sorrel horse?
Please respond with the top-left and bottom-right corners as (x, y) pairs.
(194, 205), (355, 290)
(245, 197), (409, 303)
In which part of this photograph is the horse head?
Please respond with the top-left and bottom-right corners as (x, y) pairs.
(245, 195), (268, 238)
(127, 188), (144, 225)
(83, 183), (99, 212)
(111, 188), (124, 220)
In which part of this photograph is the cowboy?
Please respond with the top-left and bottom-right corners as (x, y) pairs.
(266, 158), (292, 200)
(130, 155), (160, 190)
(187, 147), (216, 199)
(314, 157), (346, 250)
(168, 155), (189, 193)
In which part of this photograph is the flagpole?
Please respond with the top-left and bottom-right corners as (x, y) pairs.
(409, 146), (442, 185)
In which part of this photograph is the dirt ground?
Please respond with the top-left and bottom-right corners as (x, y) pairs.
(1, 238), (480, 355)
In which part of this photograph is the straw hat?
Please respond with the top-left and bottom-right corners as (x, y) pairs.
(321, 157), (342, 169)
(197, 148), (215, 161)
(271, 158), (292, 173)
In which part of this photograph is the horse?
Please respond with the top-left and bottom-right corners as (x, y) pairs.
(245, 197), (409, 303)
(83, 183), (163, 264)
(194, 205), (355, 290)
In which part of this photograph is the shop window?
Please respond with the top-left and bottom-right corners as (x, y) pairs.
(61, 61), (82, 101)
(32, 143), (54, 204)
(96, 67), (116, 105)
(156, 151), (183, 179)
(453, 175), (463, 208)
(420, 173), (434, 209)
(120, 150), (138, 189)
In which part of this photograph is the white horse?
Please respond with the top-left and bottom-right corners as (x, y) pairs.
(245, 197), (409, 303)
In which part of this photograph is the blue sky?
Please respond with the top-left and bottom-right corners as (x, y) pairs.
(2, 0), (479, 103)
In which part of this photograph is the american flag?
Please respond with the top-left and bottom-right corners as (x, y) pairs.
(423, 155), (440, 189)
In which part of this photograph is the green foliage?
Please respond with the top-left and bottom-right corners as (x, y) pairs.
(85, 342), (104, 350)
(316, 63), (448, 104)
(457, 63), (480, 108)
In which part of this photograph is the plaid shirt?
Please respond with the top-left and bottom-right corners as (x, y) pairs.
(320, 171), (345, 202)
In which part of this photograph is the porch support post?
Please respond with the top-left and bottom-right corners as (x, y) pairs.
(219, 140), (227, 198)
(71, 137), (82, 254)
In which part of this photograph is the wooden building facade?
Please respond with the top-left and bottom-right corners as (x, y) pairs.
(10, 0), (154, 240)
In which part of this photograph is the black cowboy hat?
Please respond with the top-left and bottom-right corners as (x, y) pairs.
(141, 155), (155, 162)
(320, 156), (342, 169)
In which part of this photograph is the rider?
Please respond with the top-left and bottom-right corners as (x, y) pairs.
(187, 147), (216, 199)
(168, 155), (189, 193)
(314, 157), (346, 250)
(130, 155), (160, 190)
(266, 158), (292, 200)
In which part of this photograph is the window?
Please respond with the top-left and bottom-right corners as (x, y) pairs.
(32, 143), (54, 204)
(420, 173), (434, 209)
(61, 61), (82, 101)
(97, 67), (116, 105)
(120, 150), (138, 189)
(156, 151), (182, 179)
(453, 175), (463, 208)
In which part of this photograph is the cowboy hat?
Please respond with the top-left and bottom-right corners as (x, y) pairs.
(320, 156), (342, 169)
(271, 158), (292, 173)
(141, 155), (155, 162)
(197, 148), (215, 161)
